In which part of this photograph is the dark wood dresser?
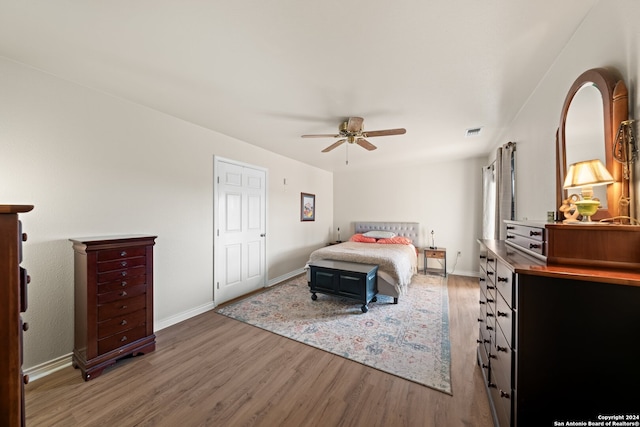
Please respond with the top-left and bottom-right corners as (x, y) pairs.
(70, 235), (157, 380)
(0, 204), (33, 427)
(478, 231), (640, 426)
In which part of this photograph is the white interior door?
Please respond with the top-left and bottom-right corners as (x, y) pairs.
(214, 158), (267, 304)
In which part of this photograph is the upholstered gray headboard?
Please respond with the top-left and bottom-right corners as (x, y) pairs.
(354, 222), (420, 247)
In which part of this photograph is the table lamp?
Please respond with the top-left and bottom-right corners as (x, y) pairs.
(563, 159), (614, 223)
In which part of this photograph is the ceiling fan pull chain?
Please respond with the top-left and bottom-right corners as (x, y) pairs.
(346, 143), (349, 165)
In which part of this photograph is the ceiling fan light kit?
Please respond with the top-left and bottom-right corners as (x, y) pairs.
(302, 116), (406, 153)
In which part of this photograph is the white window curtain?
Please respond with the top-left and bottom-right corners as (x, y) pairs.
(482, 163), (496, 240)
(494, 142), (517, 240)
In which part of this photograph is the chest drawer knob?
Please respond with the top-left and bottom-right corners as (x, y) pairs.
(120, 251), (127, 257)
(487, 285), (495, 290)
(121, 336), (128, 342)
(121, 261), (127, 267)
(23, 374), (30, 384)
(486, 312), (494, 317)
(479, 277), (485, 282)
(497, 277), (508, 282)
(486, 325), (494, 331)
(121, 281), (127, 287)
(477, 318), (484, 323)
(487, 271), (494, 276)
(477, 339), (483, 344)
(487, 298), (494, 303)
(23, 322), (29, 331)
(121, 271), (127, 277)
(497, 345), (508, 353)
(479, 300), (486, 305)
(120, 291), (128, 297)
(121, 305), (127, 310)
(497, 311), (508, 317)
(500, 390), (511, 399)
(121, 320), (128, 326)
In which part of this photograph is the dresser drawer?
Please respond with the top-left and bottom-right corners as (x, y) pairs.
(98, 265), (146, 284)
(98, 274), (147, 293)
(98, 324), (147, 354)
(98, 284), (146, 304)
(495, 295), (514, 349)
(495, 261), (514, 309)
(491, 329), (513, 427)
(424, 250), (445, 259)
(98, 308), (147, 340)
(98, 294), (146, 320)
(98, 255), (146, 273)
(97, 246), (147, 261)
(505, 223), (544, 241)
(505, 234), (546, 256)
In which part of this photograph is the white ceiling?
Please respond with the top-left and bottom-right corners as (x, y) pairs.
(0, 0), (598, 172)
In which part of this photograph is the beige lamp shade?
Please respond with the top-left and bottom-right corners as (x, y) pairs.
(563, 159), (614, 189)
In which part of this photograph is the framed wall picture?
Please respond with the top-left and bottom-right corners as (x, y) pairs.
(300, 193), (315, 221)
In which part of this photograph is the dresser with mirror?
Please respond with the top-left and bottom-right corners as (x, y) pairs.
(478, 67), (640, 427)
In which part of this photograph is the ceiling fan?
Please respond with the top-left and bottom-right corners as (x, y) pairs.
(301, 117), (406, 152)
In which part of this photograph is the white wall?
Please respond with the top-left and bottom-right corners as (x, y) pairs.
(497, 0), (640, 222)
(0, 57), (332, 370)
(333, 156), (486, 277)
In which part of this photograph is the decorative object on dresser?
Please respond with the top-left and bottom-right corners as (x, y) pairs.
(70, 235), (157, 381)
(562, 159), (614, 223)
(0, 204), (33, 427)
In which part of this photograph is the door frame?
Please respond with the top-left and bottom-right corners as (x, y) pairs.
(213, 155), (268, 305)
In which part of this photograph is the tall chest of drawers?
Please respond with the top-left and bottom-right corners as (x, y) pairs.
(0, 204), (33, 427)
(70, 235), (157, 380)
(478, 235), (640, 426)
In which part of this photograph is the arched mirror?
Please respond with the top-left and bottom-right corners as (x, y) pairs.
(556, 68), (629, 220)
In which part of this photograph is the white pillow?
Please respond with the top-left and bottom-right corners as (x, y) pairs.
(363, 230), (396, 239)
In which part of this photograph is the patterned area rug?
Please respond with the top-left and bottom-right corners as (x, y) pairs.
(216, 273), (452, 394)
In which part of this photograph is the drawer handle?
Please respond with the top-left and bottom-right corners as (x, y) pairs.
(23, 322), (29, 331)
(487, 271), (494, 276)
(529, 243), (541, 249)
(488, 382), (497, 388)
(121, 261), (127, 267)
(479, 300), (486, 305)
(497, 311), (508, 317)
(487, 285), (495, 290)
(121, 281), (127, 287)
(500, 390), (511, 399)
(486, 312), (494, 317)
(497, 345), (508, 353)
(479, 277), (485, 282)
(121, 336), (128, 342)
(487, 258), (494, 262)
(120, 251), (127, 257)
(529, 231), (541, 236)
(506, 226), (514, 230)
(488, 354), (496, 359)
(23, 374), (30, 385)
(121, 271), (127, 277)
(477, 339), (482, 344)
(487, 298), (494, 303)
(477, 318), (484, 323)
(484, 339), (491, 344)
(121, 320), (128, 326)
(480, 255), (487, 259)
(120, 291), (128, 297)
(505, 235), (515, 239)
(121, 305), (127, 309)
(497, 277), (508, 283)
(486, 326), (493, 331)
(482, 363), (490, 369)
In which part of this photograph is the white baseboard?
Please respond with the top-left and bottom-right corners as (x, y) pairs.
(155, 301), (216, 331)
(267, 268), (305, 287)
(25, 353), (73, 382)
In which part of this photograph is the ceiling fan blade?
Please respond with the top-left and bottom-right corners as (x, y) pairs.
(356, 138), (377, 151)
(322, 139), (346, 152)
(346, 117), (364, 133)
(363, 128), (407, 137)
(301, 133), (340, 138)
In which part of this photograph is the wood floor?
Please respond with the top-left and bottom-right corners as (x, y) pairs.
(25, 274), (493, 427)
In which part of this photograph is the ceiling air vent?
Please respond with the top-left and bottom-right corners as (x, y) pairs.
(465, 127), (482, 137)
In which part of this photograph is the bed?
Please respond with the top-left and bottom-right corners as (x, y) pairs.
(306, 221), (419, 303)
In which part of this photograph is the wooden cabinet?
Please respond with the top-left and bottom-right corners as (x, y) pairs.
(0, 204), (33, 427)
(478, 238), (640, 426)
(308, 259), (378, 313)
(70, 235), (157, 380)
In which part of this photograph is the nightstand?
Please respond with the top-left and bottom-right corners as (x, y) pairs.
(424, 247), (446, 277)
